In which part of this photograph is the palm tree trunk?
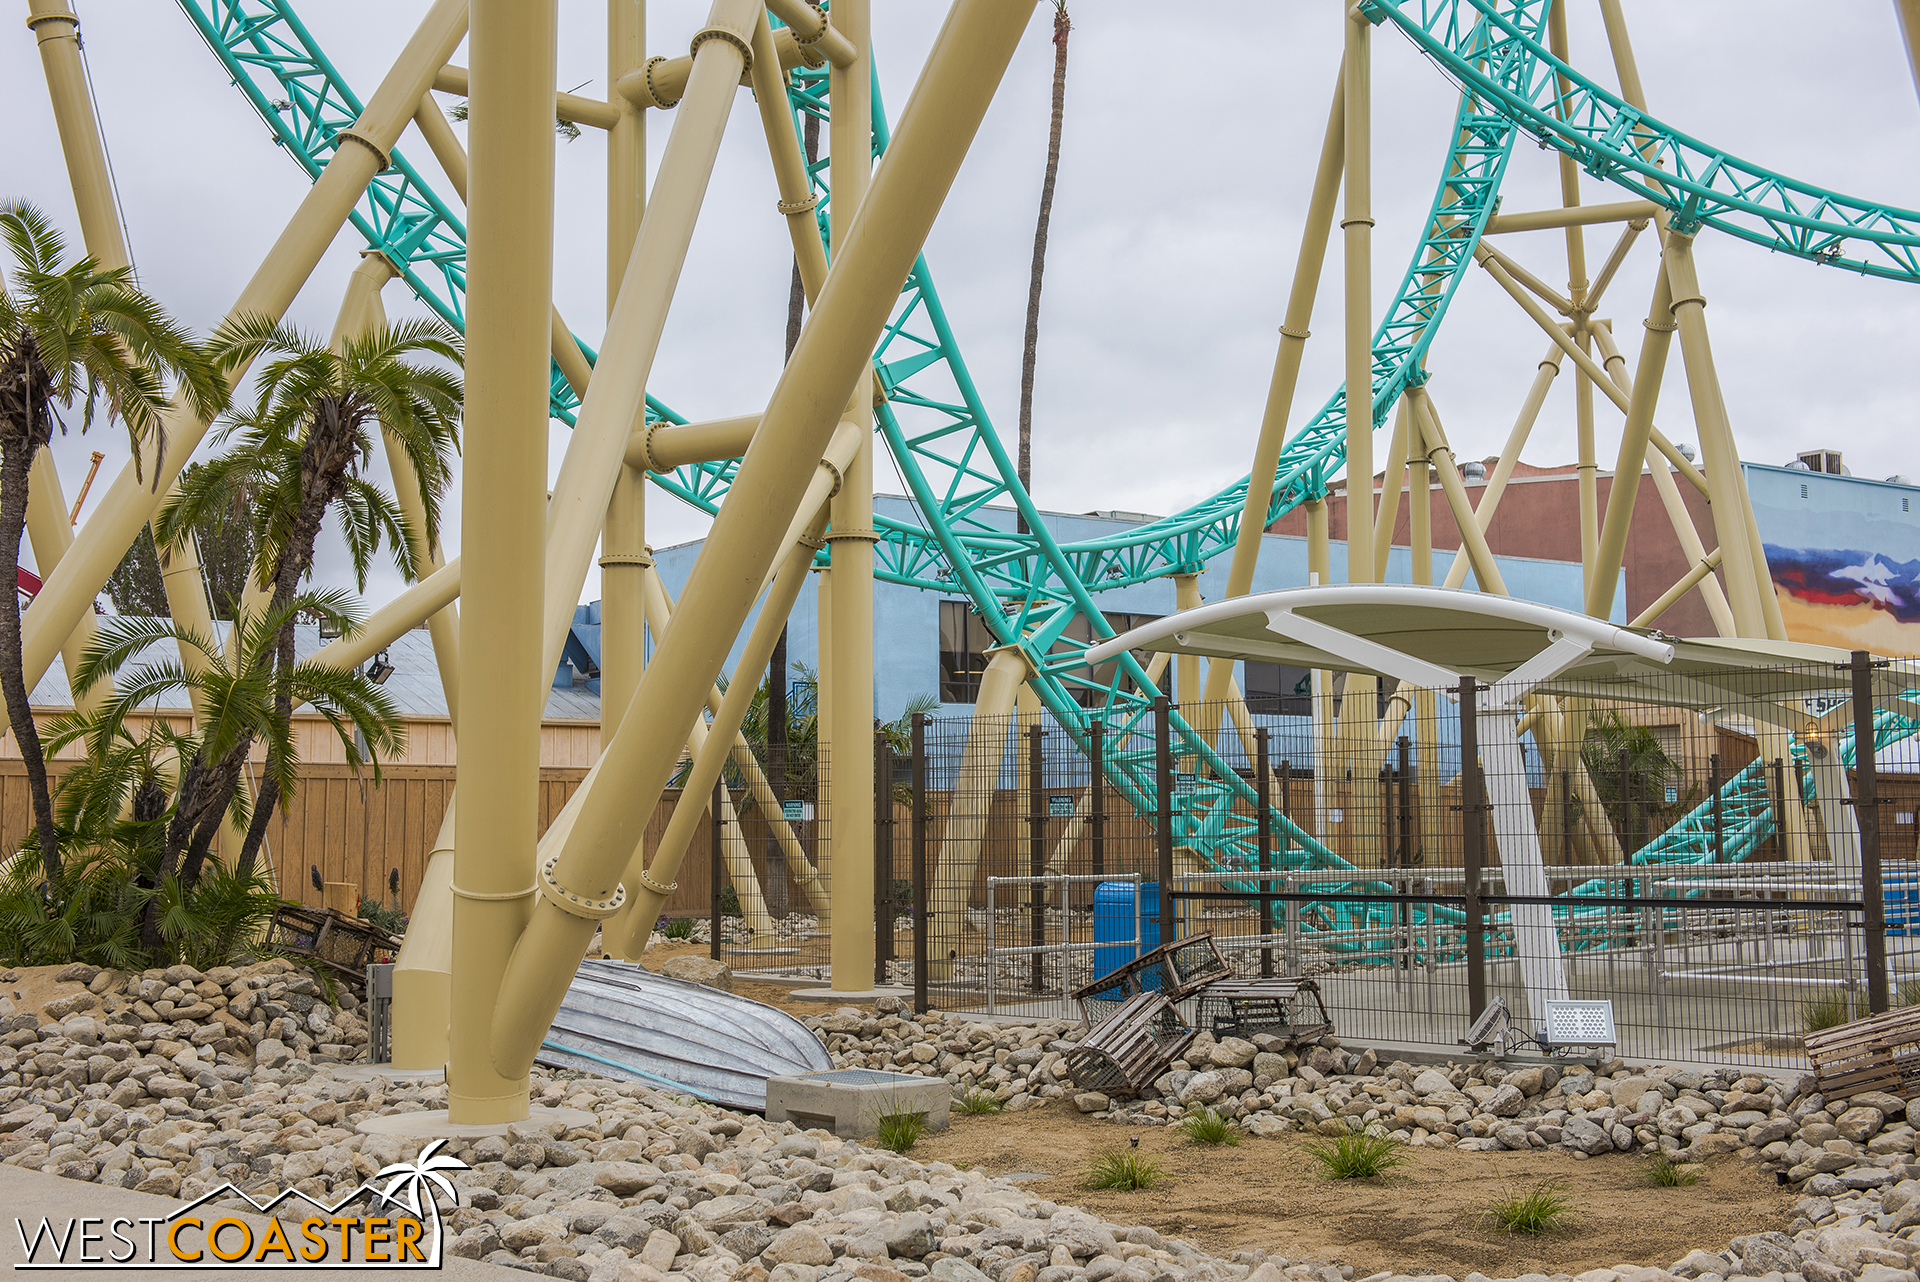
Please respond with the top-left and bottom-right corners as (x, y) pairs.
(0, 357), (61, 884)
(231, 411), (355, 879)
(1016, 2), (1071, 538)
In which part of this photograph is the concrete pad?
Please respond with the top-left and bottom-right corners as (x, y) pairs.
(787, 986), (912, 1003)
(357, 1104), (597, 1139)
(766, 1068), (950, 1137)
(328, 1063), (445, 1084)
(0, 1166), (520, 1277)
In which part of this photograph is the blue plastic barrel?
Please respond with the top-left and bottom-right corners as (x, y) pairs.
(1092, 881), (1161, 987)
(1887, 872), (1916, 936)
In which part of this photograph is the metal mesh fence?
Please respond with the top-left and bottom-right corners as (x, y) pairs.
(706, 653), (1913, 1070)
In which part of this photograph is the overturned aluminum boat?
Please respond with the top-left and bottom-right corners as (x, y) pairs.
(536, 959), (833, 1112)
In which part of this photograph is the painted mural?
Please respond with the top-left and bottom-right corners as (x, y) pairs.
(1750, 465), (1920, 659)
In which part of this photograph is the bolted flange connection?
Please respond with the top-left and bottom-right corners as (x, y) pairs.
(538, 852), (627, 921)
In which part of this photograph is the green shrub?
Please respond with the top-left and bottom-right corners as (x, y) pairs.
(1174, 1105), (1240, 1146)
(718, 885), (742, 919)
(357, 897), (408, 936)
(1302, 1127), (1406, 1179)
(953, 1087), (1004, 1115)
(875, 1108), (927, 1154)
(1802, 992), (1853, 1033)
(661, 917), (695, 941)
(1481, 1180), (1573, 1234)
(1648, 1153), (1700, 1187)
(1083, 1147), (1168, 1191)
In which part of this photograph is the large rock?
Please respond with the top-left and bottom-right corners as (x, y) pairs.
(661, 956), (734, 993)
(881, 1213), (935, 1260)
(1209, 1038), (1257, 1070)
(763, 1228), (833, 1267)
(1484, 1084), (1525, 1117)
(1411, 1069), (1453, 1096)
(1609, 1076), (1661, 1113)
(1838, 1105), (1888, 1142)
(1562, 1117), (1614, 1155)
(1182, 1072), (1226, 1104)
(1730, 1233), (1797, 1276)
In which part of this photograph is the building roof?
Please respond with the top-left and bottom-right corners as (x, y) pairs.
(28, 620), (601, 722)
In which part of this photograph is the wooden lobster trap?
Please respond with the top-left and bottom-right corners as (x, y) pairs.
(1195, 976), (1332, 1045)
(263, 903), (401, 995)
(1063, 991), (1197, 1097)
(1806, 1006), (1920, 1104)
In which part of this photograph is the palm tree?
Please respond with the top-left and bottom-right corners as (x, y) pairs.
(158, 315), (461, 876)
(0, 201), (225, 884)
(53, 591), (404, 951)
(1016, 1), (1071, 537)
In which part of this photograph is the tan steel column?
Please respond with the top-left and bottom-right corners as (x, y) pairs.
(1341, 4), (1375, 587)
(1408, 450), (1436, 819)
(24, 0), (158, 717)
(1306, 497), (1333, 832)
(1371, 397), (1408, 582)
(1897, 0), (1920, 109)
(1647, 454), (1737, 637)
(540, 0), (759, 693)
(929, 648), (1027, 980)
(1587, 271), (1676, 618)
(1662, 234), (1766, 638)
(1439, 344), (1563, 590)
(486, 0), (1039, 1077)
(825, 0), (877, 991)
(751, 14), (831, 304)
(447, 0), (554, 1125)
(1173, 573), (1202, 710)
(1198, 66), (1343, 715)
(17, 0), (469, 702)
(1412, 390), (1508, 597)
(601, 0), (648, 745)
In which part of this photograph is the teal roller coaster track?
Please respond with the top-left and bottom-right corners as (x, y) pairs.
(175, 0), (1920, 950)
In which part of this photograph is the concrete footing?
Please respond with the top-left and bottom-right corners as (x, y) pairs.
(356, 1105), (597, 1139)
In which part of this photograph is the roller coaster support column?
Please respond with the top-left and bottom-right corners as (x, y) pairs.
(540, 0), (760, 697)
(1306, 498), (1334, 832)
(24, 0), (111, 714)
(447, 0), (554, 1126)
(1587, 271), (1675, 619)
(751, 14), (830, 304)
(1661, 234), (1782, 641)
(1544, 2), (1597, 596)
(601, 0), (649, 770)
(1410, 389), (1506, 597)
(1854, 650), (1890, 1015)
(15, 0), (468, 724)
(1337, 4), (1379, 850)
(1174, 571), (1202, 736)
(1408, 430), (1437, 800)
(826, 0), (879, 992)
(931, 648), (1028, 979)
(486, 2), (1038, 1078)
(1440, 342), (1564, 590)
(26, 0), (214, 728)
(1196, 65), (1344, 731)
(1645, 454), (1736, 638)
(1897, 1), (1920, 108)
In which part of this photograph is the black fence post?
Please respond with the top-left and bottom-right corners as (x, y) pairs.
(911, 712), (930, 1015)
(1090, 720), (1106, 880)
(1397, 734), (1413, 964)
(1855, 650), (1890, 1014)
(1459, 676), (1486, 1019)
(1710, 753), (1724, 863)
(1155, 694), (1175, 944)
(710, 778), (724, 963)
(876, 733), (894, 988)
(1028, 724), (1046, 994)
(1256, 727), (1273, 978)
(1771, 757), (1787, 859)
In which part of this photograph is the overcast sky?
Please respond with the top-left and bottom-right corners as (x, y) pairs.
(8, 1), (1920, 612)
